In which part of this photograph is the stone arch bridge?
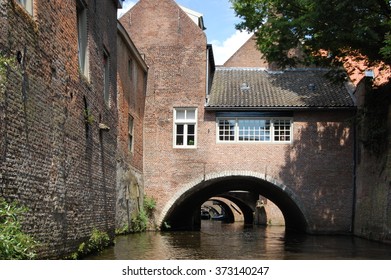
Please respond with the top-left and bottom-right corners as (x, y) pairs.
(153, 170), (354, 234)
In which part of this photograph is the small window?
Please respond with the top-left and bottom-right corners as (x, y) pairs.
(218, 119), (235, 141)
(77, 0), (89, 78)
(103, 49), (110, 106)
(273, 119), (291, 142)
(128, 115), (134, 152)
(174, 108), (197, 148)
(17, 0), (33, 15)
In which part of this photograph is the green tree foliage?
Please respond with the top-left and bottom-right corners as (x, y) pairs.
(0, 198), (37, 260)
(230, 0), (391, 67)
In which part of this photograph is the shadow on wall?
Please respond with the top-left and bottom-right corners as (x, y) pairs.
(279, 116), (354, 232)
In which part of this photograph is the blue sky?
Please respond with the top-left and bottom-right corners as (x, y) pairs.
(118, 0), (253, 65)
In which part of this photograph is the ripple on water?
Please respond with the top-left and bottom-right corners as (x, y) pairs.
(86, 221), (391, 260)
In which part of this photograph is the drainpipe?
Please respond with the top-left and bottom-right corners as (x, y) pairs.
(351, 117), (357, 234)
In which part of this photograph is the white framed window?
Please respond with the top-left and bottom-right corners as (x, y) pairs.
(77, 0), (89, 78)
(128, 115), (134, 152)
(238, 119), (271, 142)
(17, 0), (33, 15)
(217, 118), (292, 143)
(174, 108), (197, 148)
(273, 119), (292, 142)
(103, 48), (110, 106)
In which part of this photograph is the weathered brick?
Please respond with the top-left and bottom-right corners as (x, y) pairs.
(1, 0), (118, 259)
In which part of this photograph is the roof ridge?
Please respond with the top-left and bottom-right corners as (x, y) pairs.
(216, 67), (267, 71)
(216, 67), (334, 73)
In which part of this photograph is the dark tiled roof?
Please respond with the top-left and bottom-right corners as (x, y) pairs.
(207, 68), (355, 109)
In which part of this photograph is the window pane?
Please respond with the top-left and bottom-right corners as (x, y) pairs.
(18, 0), (33, 15)
(176, 136), (184, 145)
(188, 124), (195, 135)
(218, 119), (235, 141)
(176, 124), (184, 145)
(186, 110), (196, 120)
(187, 136), (195, 145)
(176, 124), (184, 134)
(273, 120), (291, 142)
(77, 2), (88, 77)
(176, 110), (186, 120)
(238, 119), (270, 141)
(128, 135), (133, 151)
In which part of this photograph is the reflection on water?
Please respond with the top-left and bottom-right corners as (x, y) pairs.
(86, 221), (391, 260)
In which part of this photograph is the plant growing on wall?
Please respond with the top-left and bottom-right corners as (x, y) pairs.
(68, 228), (110, 259)
(144, 195), (156, 215)
(0, 198), (37, 260)
(125, 196), (157, 233)
(130, 209), (148, 232)
(0, 54), (14, 91)
(83, 108), (94, 125)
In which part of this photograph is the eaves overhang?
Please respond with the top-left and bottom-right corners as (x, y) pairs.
(204, 105), (357, 112)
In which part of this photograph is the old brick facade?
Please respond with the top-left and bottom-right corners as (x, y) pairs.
(121, 0), (356, 234)
(116, 22), (148, 231)
(0, 0), (120, 258)
(353, 80), (391, 244)
(120, 0), (210, 225)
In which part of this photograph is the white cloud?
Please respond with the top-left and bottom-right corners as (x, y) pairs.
(117, 1), (136, 18)
(210, 30), (253, 65)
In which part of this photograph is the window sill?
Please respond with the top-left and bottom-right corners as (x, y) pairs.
(173, 146), (197, 149)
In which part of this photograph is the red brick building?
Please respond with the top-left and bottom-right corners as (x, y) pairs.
(0, 0), (122, 258)
(121, 0), (356, 234)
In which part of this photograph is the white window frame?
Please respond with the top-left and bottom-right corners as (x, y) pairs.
(173, 108), (197, 148)
(77, 0), (89, 79)
(217, 117), (292, 144)
(17, 0), (33, 15)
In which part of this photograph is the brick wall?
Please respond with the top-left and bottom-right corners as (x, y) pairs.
(354, 81), (391, 244)
(116, 23), (147, 230)
(223, 35), (269, 68)
(120, 0), (208, 224)
(0, 0), (118, 259)
(179, 110), (354, 232)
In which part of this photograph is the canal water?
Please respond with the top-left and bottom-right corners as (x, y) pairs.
(86, 221), (391, 260)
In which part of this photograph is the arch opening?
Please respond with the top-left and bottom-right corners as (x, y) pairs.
(161, 175), (308, 233)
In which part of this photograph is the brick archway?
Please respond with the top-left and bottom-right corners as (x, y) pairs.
(158, 171), (310, 232)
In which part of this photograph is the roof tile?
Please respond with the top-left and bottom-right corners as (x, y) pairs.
(207, 68), (355, 109)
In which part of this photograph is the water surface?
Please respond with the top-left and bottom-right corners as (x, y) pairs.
(87, 221), (391, 260)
